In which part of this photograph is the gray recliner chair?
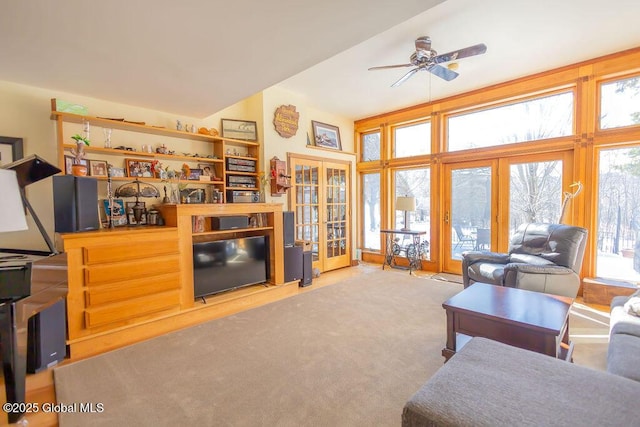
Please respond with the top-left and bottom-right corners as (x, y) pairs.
(461, 223), (588, 298)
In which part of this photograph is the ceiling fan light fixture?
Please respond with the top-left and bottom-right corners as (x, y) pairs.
(368, 37), (486, 86)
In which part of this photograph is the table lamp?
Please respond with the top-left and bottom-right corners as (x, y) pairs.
(396, 196), (416, 231)
(0, 169), (28, 233)
(1, 155), (61, 254)
(115, 179), (160, 225)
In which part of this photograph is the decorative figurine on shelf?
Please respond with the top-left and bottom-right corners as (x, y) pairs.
(103, 128), (112, 148)
(70, 134), (90, 176)
(176, 120), (183, 131)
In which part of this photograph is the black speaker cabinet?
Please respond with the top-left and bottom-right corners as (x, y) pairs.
(284, 245), (303, 282)
(53, 175), (99, 232)
(301, 250), (313, 287)
(283, 211), (295, 247)
(211, 216), (249, 230)
(27, 299), (67, 373)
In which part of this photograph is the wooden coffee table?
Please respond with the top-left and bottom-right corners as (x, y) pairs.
(442, 283), (573, 362)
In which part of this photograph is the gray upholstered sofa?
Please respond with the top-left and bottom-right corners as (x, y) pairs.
(403, 293), (640, 427)
(607, 291), (640, 382)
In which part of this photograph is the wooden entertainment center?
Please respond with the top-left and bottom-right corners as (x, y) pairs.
(59, 203), (288, 360)
(50, 99), (296, 359)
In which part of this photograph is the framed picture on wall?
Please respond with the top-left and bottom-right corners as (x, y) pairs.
(311, 121), (342, 150)
(0, 136), (23, 166)
(221, 119), (258, 141)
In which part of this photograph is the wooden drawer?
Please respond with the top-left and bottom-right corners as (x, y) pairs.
(85, 272), (180, 306)
(85, 290), (180, 328)
(85, 255), (180, 285)
(83, 239), (179, 265)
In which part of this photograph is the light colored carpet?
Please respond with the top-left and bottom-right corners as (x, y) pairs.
(53, 269), (609, 426)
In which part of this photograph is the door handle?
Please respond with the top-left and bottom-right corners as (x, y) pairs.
(444, 211), (450, 224)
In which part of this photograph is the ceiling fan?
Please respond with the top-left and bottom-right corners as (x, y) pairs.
(368, 36), (487, 87)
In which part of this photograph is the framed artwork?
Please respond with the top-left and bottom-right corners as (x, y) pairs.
(0, 136), (23, 166)
(198, 163), (219, 180)
(89, 159), (108, 177)
(125, 158), (155, 178)
(221, 119), (258, 141)
(188, 168), (203, 180)
(311, 121), (342, 150)
(110, 167), (126, 178)
(101, 199), (127, 227)
(64, 155), (87, 174)
(125, 201), (147, 225)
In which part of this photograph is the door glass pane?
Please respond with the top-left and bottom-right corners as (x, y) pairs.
(393, 121), (430, 158)
(394, 168), (430, 260)
(509, 160), (562, 236)
(600, 75), (640, 130)
(448, 92), (573, 152)
(451, 167), (491, 259)
(596, 147), (640, 282)
(295, 164), (320, 262)
(325, 167), (347, 260)
(363, 173), (381, 250)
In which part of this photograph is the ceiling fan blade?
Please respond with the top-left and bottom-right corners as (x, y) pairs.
(391, 68), (420, 87)
(415, 36), (431, 52)
(428, 64), (459, 81)
(434, 43), (487, 63)
(368, 63), (413, 71)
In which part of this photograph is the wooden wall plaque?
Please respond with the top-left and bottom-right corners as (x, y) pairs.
(273, 105), (299, 138)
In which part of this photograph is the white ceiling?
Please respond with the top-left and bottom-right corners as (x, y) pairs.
(2, 0), (640, 122)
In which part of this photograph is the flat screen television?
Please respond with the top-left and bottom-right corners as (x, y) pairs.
(193, 235), (269, 299)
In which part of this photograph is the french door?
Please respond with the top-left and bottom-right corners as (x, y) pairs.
(290, 156), (351, 272)
(443, 152), (571, 273)
(443, 160), (497, 272)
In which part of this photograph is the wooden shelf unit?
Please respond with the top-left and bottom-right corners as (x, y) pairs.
(51, 99), (262, 199)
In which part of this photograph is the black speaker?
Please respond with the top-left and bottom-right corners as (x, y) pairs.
(301, 250), (313, 287)
(284, 245), (303, 282)
(27, 299), (67, 373)
(211, 216), (249, 230)
(283, 211), (295, 247)
(53, 175), (99, 232)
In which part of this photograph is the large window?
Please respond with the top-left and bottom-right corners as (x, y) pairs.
(509, 160), (562, 233)
(447, 92), (573, 152)
(596, 147), (640, 282)
(356, 48), (640, 280)
(393, 121), (430, 158)
(600, 75), (640, 130)
(363, 173), (381, 250)
(362, 131), (381, 162)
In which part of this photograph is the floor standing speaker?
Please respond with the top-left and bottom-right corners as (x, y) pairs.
(27, 299), (67, 373)
(53, 175), (100, 232)
(301, 250), (313, 287)
(284, 245), (303, 282)
(283, 211), (295, 247)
